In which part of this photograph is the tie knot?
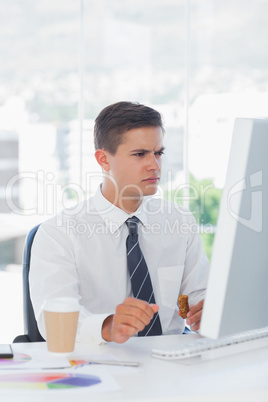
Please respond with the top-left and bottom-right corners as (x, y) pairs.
(126, 216), (139, 235)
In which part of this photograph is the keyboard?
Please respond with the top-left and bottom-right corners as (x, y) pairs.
(152, 327), (268, 361)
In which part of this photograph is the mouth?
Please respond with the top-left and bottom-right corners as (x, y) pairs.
(143, 177), (160, 183)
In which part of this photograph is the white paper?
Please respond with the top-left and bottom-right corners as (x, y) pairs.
(0, 365), (120, 395)
(0, 349), (71, 370)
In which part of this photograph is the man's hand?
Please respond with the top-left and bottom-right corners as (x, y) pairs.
(102, 297), (159, 343)
(178, 299), (204, 332)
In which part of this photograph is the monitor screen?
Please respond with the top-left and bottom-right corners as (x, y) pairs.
(200, 117), (268, 339)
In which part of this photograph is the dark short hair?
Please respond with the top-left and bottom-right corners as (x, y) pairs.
(94, 101), (164, 154)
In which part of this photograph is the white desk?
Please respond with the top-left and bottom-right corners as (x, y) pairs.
(3, 334), (268, 402)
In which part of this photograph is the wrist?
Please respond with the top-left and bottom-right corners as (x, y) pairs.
(101, 314), (113, 342)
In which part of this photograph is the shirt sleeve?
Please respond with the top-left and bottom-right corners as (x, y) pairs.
(179, 214), (210, 307)
(29, 219), (109, 344)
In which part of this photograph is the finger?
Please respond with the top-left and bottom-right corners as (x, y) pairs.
(124, 297), (158, 320)
(125, 297), (157, 311)
(115, 304), (154, 329)
(112, 312), (140, 336)
(185, 313), (201, 331)
(186, 308), (204, 329)
(124, 297), (149, 308)
(116, 311), (151, 332)
(111, 323), (137, 344)
(190, 321), (200, 332)
(117, 302), (153, 322)
(149, 304), (159, 314)
(186, 310), (202, 325)
(187, 299), (204, 317)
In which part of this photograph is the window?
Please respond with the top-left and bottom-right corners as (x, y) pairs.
(0, 0), (267, 342)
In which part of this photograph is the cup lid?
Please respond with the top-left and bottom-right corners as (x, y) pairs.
(42, 297), (80, 312)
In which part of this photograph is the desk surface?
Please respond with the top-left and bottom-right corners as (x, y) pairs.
(3, 334), (268, 402)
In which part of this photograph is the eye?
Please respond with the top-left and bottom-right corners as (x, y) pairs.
(133, 152), (145, 157)
(155, 150), (164, 156)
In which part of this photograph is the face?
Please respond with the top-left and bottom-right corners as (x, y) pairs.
(104, 126), (164, 202)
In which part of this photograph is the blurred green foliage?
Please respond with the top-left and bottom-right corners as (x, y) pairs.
(200, 233), (215, 262)
(164, 173), (222, 260)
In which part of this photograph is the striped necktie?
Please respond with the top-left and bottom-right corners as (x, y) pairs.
(126, 216), (162, 336)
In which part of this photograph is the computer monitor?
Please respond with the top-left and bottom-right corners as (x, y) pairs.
(200, 117), (268, 339)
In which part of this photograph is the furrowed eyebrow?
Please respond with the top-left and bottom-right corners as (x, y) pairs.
(131, 149), (150, 154)
(131, 146), (165, 153)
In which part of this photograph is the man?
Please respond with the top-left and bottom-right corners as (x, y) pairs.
(30, 101), (209, 344)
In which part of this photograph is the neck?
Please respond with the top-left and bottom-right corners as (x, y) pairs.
(101, 181), (143, 214)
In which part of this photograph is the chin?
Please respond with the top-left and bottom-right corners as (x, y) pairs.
(143, 185), (159, 196)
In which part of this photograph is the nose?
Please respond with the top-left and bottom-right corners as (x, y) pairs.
(147, 153), (160, 171)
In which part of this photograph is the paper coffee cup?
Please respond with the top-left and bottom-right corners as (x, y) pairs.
(42, 297), (79, 354)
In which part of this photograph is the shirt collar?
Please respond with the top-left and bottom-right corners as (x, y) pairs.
(93, 186), (148, 234)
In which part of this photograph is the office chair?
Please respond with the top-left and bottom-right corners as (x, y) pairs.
(13, 224), (45, 343)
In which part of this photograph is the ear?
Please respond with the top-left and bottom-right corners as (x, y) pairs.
(95, 149), (110, 171)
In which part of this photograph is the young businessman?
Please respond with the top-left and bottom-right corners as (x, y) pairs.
(30, 101), (209, 344)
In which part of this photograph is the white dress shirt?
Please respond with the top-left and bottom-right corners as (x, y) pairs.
(30, 186), (209, 344)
